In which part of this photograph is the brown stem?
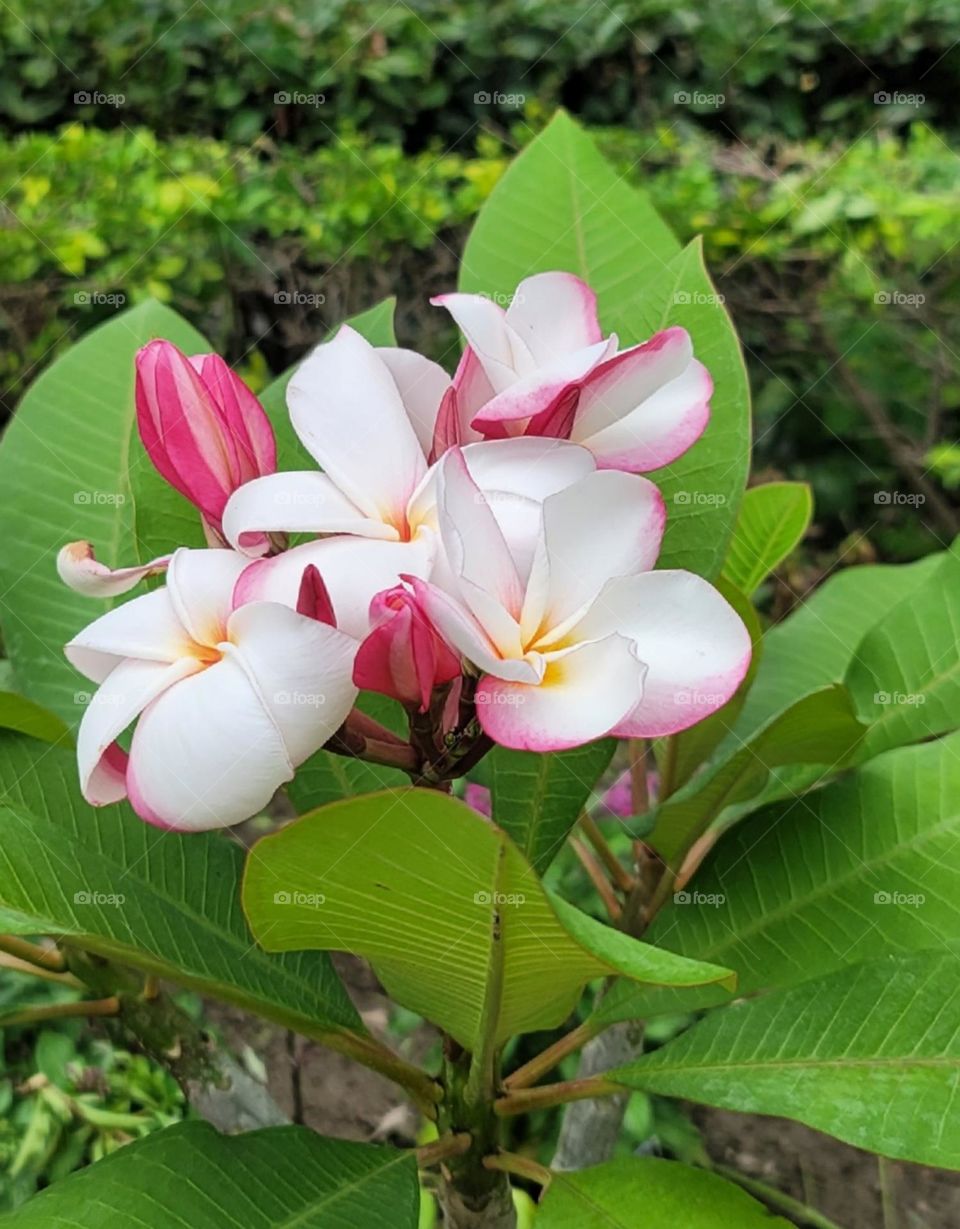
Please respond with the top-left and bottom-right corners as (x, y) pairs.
(344, 708), (407, 746)
(484, 1152), (552, 1189)
(571, 839), (622, 921)
(628, 739), (649, 813)
(417, 1132), (472, 1168)
(0, 995), (120, 1028)
(579, 813), (635, 894)
(495, 1075), (621, 1117)
(0, 934), (67, 972)
(503, 1020), (596, 1091)
(0, 952), (83, 987)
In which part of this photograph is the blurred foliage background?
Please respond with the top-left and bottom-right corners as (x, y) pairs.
(2, 0), (958, 562)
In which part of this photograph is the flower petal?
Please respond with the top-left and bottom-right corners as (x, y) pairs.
(470, 339), (612, 431)
(572, 571), (752, 737)
(76, 656), (202, 804)
(476, 634), (644, 752)
(65, 588), (193, 683)
(232, 536), (436, 639)
(126, 652), (294, 831)
(222, 471), (394, 554)
(521, 471), (665, 645)
(165, 548), (251, 649)
(505, 272), (603, 361)
(227, 601), (359, 767)
(377, 347), (451, 456)
(288, 326), (427, 527)
(431, 293), (535, 390)
(58, 542), (169, 598)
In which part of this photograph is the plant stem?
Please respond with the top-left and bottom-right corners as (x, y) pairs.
(331, 1030), (442, 1120)
(495, 1075), (621, 1117)
(0, 934), (66, 972)
(503, 1021), (597, 1091)
(484, 1152), (552, 1189)
(571, 838), (622, 920)
(579, 813), (635, 893)
(658, 735), (680, 801)
(712, 1163), (847, 1229)
(417, 1132), (473, 1168)
(0, 952), (83, 987)
(465, 845), (507, 1108)
(628, 739), (649, 812)
(0, 995), (120, 1028)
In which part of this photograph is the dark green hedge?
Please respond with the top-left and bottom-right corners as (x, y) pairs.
(4, 0), (959, 145)
(2, 120), (957, 558)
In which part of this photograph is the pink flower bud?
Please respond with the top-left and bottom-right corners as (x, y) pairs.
(353, 585), (461, 712)
(136, 340), (276, 543)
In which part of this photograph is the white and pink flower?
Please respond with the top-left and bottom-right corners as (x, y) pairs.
(433, 271), (711, 471)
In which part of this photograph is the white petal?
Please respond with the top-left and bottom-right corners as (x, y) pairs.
(126, 652), (294, 831)
(470, 338), (612, 430)
(227, 601), (358, 766)
(65, 588), (193, 683)
(222, 472), (392, 554)
(571, 572), (752, 737)
(505, 272), (602, 363)
(431, 293), (536, 389)
(377, 347), (451, 456)
(288, 326), (427, 527)
(521, 471), (665, 646)
(232, 535), (436, 639)
(165, 548), (251, 649)
(76, 657), (202, 804)
(476, 634), (644, 752)
(58, 542), (169, 598)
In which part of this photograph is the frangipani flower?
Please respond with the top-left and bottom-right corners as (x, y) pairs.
(65, 548), (359, 831)
(136, 341), (277, 546)
(433, 271), (712, 472)
(408, 450), (750, 752)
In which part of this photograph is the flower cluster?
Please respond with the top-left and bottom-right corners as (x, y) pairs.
(59, 272), (749, 831)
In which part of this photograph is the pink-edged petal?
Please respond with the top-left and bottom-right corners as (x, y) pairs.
(406, 576), (541, 684)
(521, 471), (666, 646)
(470, 338), (612, 430)
(476, 633), (644, 752)
(232, 536), (435, 639)
(65, 588), (193, 683)
(126, 651), (294, 832)
(431, 293), (536, 390)
(189, 352), (276, 477)
(353, 587), (460, 712)
(76, 656), (202, 804)
(572, 571), (752, 738)
(288, 326), (427, 527)
(377, 347), (451, 456)
(572, 329), (693, 438)
(431, 347), (494, 458)
(296, 565), (337, 626)
(227, 601), (359, 767)
(222, 471), (393, 554)
(165, 548), (251, 649)
(504, 272), (602, 361)
(58, 542), (169, 598)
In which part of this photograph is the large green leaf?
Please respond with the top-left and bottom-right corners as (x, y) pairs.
(644, 734), (960, 996)
(0, 732), (363, 1046)
(489, 739), (616, 873)
(845, 548), (960, 758)
(649, 684), (865, 867)
(720, 481), (812, 597)
(0, 691), (70, 744)
(242, 789), (735, 1050)
(1, 1121), (419, 1228)
(0, 301), (208, 724)
(536, 1159), (790, 1229)
(612, 952), (960, 1169)
(460, 112), (750, 578)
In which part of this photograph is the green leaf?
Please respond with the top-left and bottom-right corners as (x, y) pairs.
(489, 739), (616, 873)
(845, 548), (960, 759)
(2, 1121), (419, 1227)
(644, 732), (960, 996)
(0, 300), (209, 724)
(537, 1158), (791, 1229)
(720, 481), (812, 597)
(242, 789), (735, 1050)
(0, 732), (363, 1046)
(611, 952), (960, 1169)
(0, 692), (70, 744)
(649, 684), (865, 867)
(259, 297), (397, 472)
(460, 112), (749, 579)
